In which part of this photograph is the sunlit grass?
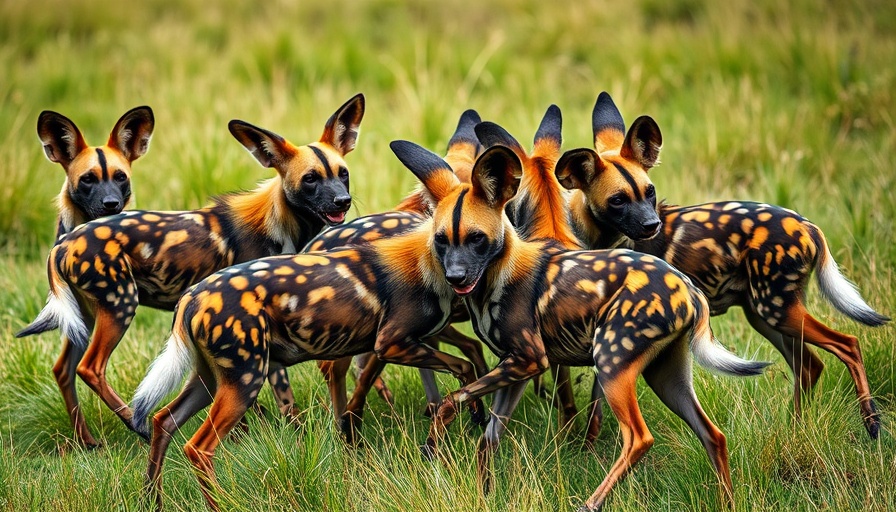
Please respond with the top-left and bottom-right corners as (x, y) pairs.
(1, 0), (894, 510)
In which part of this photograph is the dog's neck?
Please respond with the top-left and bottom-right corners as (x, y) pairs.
(215, 177), (324, 255)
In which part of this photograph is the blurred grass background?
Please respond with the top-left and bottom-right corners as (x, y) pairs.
(0, 0), (894, 510)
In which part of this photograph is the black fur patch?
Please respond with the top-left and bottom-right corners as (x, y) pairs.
(592, 92), (626, 137)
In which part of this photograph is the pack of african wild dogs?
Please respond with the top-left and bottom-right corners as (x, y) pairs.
(18, 92), (889, 511)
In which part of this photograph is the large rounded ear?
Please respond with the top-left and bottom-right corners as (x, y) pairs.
(619, 115), (662, 170)
(320, 93), (365, 155)
(229, 120), (295, 168)
(108, 106), (154, 162)
(390, 140), (459, 203)
(37, 110), (88, 168)
(474, 122), (526, 170)
(592, 91), (626, 153)
(555, 148), (602, 190)
(533, 104), (562, 155)
(470, 145), (522, 208)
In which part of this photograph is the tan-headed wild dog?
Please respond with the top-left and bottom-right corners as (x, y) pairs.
(555, 91), (890, 438)
(306, 109), (488, 417)
(387, 140), (769, 511)
(17, 94), (364, 448)
(127, 154), (498, 512)
(473, 107), (589, 432)
(37, 106), (154, 238)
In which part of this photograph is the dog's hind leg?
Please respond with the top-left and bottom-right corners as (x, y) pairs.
(53, 335), (97, 447)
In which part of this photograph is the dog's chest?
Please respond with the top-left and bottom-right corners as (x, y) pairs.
(465, 287), (508, 356)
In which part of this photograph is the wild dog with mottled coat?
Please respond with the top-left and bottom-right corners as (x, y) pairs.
(17, 94), (364, 447)
(127, 146), (503, 511)
(473, 107), (589, 432)
(305, 109), (488, 417)
(555, 91), (889, 438)
(37, 106), (154, 239)
(387, 140), (769, 511)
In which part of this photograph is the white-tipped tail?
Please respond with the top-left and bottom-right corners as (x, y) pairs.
(130, 330), (194, 438)
(690, 293), (771, 377)
(16, 278), (89, 348)
(815, 233), (889, 326)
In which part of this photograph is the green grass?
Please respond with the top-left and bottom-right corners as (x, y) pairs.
(1, 0), (895, 510)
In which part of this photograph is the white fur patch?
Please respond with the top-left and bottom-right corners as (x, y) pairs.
(50, 281), (89, 349)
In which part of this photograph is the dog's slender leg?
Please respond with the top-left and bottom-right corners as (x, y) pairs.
(147, 372), (214, 510)
(319, 357), (352, 421)
(581, 366), (654, 511)
(53, 336), (97, 447)
(584, 374), (604, 449)
(76, 307), (134, 425)
(642, 339), (733, 508)
(476, 381), (527, 495)
(744, 309), (823, 418)
(779, 305), (878, 438)
(436, 325), (489, 377)
(340, 355), (386, 445)
(183, 381), (260, 512)
(266, 362), (299, 422)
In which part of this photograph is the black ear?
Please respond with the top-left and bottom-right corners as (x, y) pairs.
(390, 140), (459, 202)
(620, 115), (662, 170)
(555, 148), (602, 190)
(321, 93), (365, 155)
(470, 145), (522, 208)
(108, 106), (154, 162)
(474, 122), (526, 171)
(447, 109), (482, 151)
(533, 104), (562, 150)
(37, 110), (88, 168)
(592, 91), (626, 153)
(229, 120), (293, 168)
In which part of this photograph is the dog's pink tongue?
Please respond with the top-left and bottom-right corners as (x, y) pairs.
(453, 283), (476, 295)
(326, 211), (346, 224)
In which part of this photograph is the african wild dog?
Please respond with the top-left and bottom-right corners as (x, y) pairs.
(555, 91), (890, 438)
(388, 139), (769, 511)
(473, 106), (588, 432)
(305, 109), (488, 417)
(17, 94), (364, 448)
(37, 106), (154, 239)
(125, 149), (503, 512)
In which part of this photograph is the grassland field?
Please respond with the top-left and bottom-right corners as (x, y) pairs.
(0, 0), (894, 510)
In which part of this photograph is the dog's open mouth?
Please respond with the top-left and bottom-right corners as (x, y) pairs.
(323, 210), (347, 225)
(451, 274), (481, 296)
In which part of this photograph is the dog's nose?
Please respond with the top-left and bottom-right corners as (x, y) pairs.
(333, 195), (351, 209)
(642, 220), (661, 234)
(445, 270), (466, 286)
(103, 197), (122, 210)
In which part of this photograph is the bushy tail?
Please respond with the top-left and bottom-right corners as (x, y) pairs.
(689, 289), (771, 377)
(16, 255), (89, 348)
(813, 228), (889, 326)
(130, 320), (194, 440)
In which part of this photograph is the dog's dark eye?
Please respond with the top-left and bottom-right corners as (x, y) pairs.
(434, 232), (449, 246)
(467, 232), (486, 245)
(80, 174), (97, 185)
(338, 168), (349, 180)
(645, 185), (655, 198)
(113, 171), (128, 183)
(303, 173), (319, 184)
(608, 194), (627, 207)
